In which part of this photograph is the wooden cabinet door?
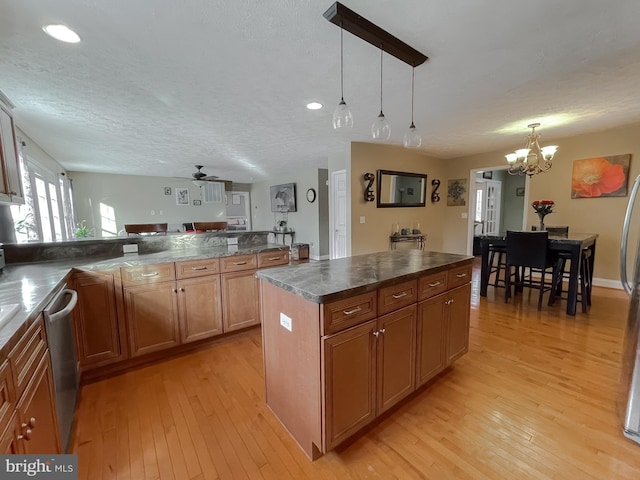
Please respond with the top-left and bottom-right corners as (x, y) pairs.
(178, 276), (223, 343)
(377, 305), (416, 414)
(0, 413), (22, 454)
(416, 293), (447, 387)
(0, 105), (22, 203)
(445, 283), (471, 365)
(125, 283), (180, 357)
(323, 320), (377, 451)
(16, 354), (61, 454)
(72, 272), (125, 367)
(221, 270), (259, 332)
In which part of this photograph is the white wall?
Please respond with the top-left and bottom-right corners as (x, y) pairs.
(250, 168), (328, 260)
(69, 172), (226, 236)
(18, 129), (67, 175)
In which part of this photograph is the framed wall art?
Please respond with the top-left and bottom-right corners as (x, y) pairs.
(176, 187), (189, 205)
(447, 178), (467, 206)
(270, 183), (297, 212)
(571, 154), (631, 198)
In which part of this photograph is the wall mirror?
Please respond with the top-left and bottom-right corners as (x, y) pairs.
(376, 170), (427, 207)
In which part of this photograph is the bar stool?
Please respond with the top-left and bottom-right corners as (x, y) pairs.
(487, 243), (508, 289)
(549, 248), (592, 312)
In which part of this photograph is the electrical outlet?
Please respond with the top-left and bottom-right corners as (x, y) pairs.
(227, 237), (238, 245)
(280, 313), (292, 332)
(360, 216), (365, 224)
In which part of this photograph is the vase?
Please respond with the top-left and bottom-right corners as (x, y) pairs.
(537, 213), (546, 231)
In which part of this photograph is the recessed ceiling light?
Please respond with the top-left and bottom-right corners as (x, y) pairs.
(306, 102), (323, 110)
(42, 24), (81, 43)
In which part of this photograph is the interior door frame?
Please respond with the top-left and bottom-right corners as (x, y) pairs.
(330, 169), (348, 259)
(466, 166), (530, 256)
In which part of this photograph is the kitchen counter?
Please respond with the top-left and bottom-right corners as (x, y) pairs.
(258, 249), (474, 459)
(0, 243), (288, 358)
(256, 249), (472, 303)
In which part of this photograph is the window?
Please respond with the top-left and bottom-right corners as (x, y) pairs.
(9, 140), (76, 242)
(100, 202), (117, 237)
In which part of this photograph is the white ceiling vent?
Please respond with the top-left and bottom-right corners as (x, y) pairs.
(202, 182), (224, 203)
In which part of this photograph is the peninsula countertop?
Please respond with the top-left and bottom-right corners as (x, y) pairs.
(256, 250), (473, 304)
(0, 243), (288, 358)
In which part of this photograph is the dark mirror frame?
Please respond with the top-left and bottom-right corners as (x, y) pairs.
(376, 169), (428, 208)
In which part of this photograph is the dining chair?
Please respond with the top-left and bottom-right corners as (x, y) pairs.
(124, 223), (168, 235)
(505, 230), (555, 310)
(487, 242), (509, 290)
(549, 248), (592, 313)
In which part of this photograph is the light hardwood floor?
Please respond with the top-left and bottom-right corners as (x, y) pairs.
(71, 259), (640, 479)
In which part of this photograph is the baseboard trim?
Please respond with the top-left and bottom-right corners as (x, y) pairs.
(593, 277), (623, 290)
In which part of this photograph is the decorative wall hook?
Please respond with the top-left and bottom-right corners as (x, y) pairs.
(431, 179), (441, 203)
(363, 173), (375, 202)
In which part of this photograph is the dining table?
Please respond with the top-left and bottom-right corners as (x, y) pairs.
(478, 232), (598, 316)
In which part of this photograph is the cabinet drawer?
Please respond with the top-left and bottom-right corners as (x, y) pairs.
(258, 250), (290, 269)
(418, 270), (448, 301)
(175, 258), (220, 279)
(8, 316), (47, 399)
(121, 263), (175, 286)
(448, 264), (472, 289)
(220, 254), (258, 273)
(0, 360), (14, 436)
(378, 280), (418, 316)
(322, 291), (377, 336)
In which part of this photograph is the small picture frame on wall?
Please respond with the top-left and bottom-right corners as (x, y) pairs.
(164, 187), (171, 195)
(193, 200), (202, 206)
(516, 187), (525, 196)
(482, 171), (493, 179)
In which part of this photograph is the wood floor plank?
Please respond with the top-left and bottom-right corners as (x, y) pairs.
(71, 260), (640, 479)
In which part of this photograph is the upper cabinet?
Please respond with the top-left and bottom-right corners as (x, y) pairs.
(0, 91), (24, 205)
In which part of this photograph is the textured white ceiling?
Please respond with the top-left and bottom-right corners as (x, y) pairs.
(1, 0), (640, 183)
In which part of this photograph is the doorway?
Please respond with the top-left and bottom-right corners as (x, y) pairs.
(330, 170), (347, 259)
(467, 168), (529, 256)
(226, 191), (251, 231)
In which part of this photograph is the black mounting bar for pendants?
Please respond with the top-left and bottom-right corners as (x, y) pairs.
(323, 2), (428, 67)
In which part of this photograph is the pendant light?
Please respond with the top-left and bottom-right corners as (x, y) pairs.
(371, 46), (391, 140)
(332, 25), (353, 130)
(403, 66), (422, 148)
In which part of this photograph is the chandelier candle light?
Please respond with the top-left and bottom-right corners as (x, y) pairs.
(505, 123), (558, 176)
(531, 200), (554, 231)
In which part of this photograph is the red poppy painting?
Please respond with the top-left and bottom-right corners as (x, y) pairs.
(571, 154), (631, 198)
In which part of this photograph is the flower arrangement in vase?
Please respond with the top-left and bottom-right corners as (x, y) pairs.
(531, 200), (554, 231)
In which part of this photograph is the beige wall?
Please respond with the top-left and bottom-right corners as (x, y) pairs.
(350, 142), (449, 255)
(442, 122), (640, 283)
(69, 172), (227, 236)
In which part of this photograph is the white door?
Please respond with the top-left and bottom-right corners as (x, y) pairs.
(484, 180), (502, 235)
(474, 180), (487, 235)
(331, 170), (347, 259)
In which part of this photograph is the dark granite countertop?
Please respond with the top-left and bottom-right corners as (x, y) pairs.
(256, 250), (473, 304)
(0, 243), (288, 359)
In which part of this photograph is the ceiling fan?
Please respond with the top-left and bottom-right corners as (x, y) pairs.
(190, 165), (229, 186)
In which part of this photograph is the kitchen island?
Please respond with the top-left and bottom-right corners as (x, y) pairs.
(256, 250), (473, 459)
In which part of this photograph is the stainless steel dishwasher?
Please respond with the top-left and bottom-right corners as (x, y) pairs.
(43, 284), (79, 453)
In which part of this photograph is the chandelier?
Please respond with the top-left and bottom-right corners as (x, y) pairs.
(505, 123), (558, 176)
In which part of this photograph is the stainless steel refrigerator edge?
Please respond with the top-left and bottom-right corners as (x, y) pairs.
(620, 174), (640, 444)
(43, 284), (79, 453)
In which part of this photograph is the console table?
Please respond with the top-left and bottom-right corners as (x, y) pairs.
(390, 234), (426, 250)
(270, 230), (295, 246)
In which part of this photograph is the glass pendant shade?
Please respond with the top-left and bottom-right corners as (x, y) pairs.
(333, 99), (353, 129)
(372, 111), (391, 140)
(403, 122), (422, 148)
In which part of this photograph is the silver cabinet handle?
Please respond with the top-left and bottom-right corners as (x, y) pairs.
(379, 328), (385, 334)
(180, 287), (185, 292)
(191, 266), (207, 271)
(18, 429), (32, 441)
(391, 292), (408, 299)
(373, 331), (379, 337)
(267, 257), (281, 261)
(456, 273), (467, 278)
(141, 272), (159, 277)
(343, 306), (362, 315)
(233, 261), (247, 265)
(428, 281), (442, 287)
